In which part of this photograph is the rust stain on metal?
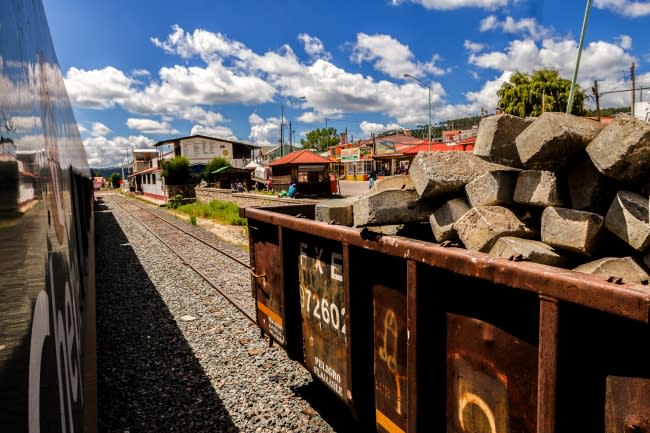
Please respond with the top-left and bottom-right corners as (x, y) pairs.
(374, 284), (407, 433)
(252, 227), (286, 346)
(606, 376), (650, 433)
(447, 313), (538, 433)
(298, 240), (349, 400)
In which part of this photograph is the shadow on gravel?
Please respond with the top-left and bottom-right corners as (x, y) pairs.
(95, 197), (238, 433)
(291, 380), (367, 433)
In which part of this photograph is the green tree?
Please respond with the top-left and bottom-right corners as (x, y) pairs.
(497, 69), (586, 117)
(108, 172), (121, 188)
(202, 156), (231, 180)
(300, 127), (339, 151)
(160, 156), (190, 185)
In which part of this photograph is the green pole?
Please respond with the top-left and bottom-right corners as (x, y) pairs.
(567, 0), (593, 114)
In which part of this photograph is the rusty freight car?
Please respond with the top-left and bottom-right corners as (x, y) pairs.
(243, 204), (650, 433)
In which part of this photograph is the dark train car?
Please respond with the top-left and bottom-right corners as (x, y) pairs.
(0, 1), (96, 432)
(243, 204), (650, 433)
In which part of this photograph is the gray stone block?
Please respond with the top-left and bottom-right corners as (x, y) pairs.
(465, 170), (516, 207)
(429, 197), (470, 242)
(567, 159), (619, 212)
(353, 189), (436, 227)
(409, 151), (518, 199)
(573, 257), (650, 285)
(586, 115), (650, 185)
(453, 206), (530, 252)
(370, 174), (414, 193)
(473, 113), (532, 167)
(515, 112), (605, 171)
(513, 170), (563, 207)
(541, 207), (604, 256)
(315, 198), (357, 226)
(604, 191), (650, 252)
(488, 236), (567, 267)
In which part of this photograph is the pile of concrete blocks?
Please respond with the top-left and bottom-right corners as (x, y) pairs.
(316, 113), (650, 285)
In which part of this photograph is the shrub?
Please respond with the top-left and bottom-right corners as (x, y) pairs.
(160, 156), (190, 185)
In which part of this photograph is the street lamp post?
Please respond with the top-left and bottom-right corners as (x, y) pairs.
(404, 73), (432, 150)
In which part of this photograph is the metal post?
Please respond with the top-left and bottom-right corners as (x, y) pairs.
(567, 0), (593, 114)
(280, 104), (284, 157)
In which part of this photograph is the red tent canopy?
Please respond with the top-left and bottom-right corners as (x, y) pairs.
(402, 138), (475, 155)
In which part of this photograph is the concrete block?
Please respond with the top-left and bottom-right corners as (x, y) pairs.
(513, 170), (563, 207)
(488, 236), (567, 267)
(315, 198), (357, 226)
(453, 206), (530, 252)
(464, 170), (516, 207)
(370, 174), (414, 193)
(541, 207), (604, 256)
(604, 191), (650, 252)
(429, 197), (470, 242)
(586, 115), (650, 185)
(567, 159), (619, 212)
(515, 112), (605, 171)
(409, 151), (518, 199)
(473, 113), (532, 167)
(573, 257), (650, 285)
(353, 189), (436, 227)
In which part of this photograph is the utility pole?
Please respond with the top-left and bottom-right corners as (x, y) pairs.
(280, 104), (284, 157)
(289, 120), (293, 152)
(631, 63), (636, 118)
(592, 80), (600, 120)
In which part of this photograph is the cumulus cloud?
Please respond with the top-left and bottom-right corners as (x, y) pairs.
(65, 66), (135, 109)
(190, 124), (237, 139)
(248, 113), (280, 145)
(298, 34), (332, 61)
(81, 127), (155, 168)
(359, 121), (402, 136)
(391, 0), (510, 10)
(469, 37), (636, 88)
(350, 33), (446, 79)
(92, 122), (111, 137)
(616, 35), (633, 49)
(464, 40), (485, 54)
(126, 118), (180, 135)
(594, 0), (650, 17)
(480, 16), (553, 40)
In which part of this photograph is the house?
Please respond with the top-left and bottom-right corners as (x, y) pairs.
(268, 149), (332, 196)
(153, 134), (259, 173)
(128, 148), (165, 201)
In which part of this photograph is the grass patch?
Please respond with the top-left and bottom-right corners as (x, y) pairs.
(176, 199), (247, 226)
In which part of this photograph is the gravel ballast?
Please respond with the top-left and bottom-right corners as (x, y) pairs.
(95, 194), (359, 432)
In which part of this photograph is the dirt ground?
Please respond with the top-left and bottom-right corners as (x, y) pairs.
(169, 210), (249, 249)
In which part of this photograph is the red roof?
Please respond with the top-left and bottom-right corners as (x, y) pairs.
(403, 138), (475, 155)
(268, 149), (332, 166)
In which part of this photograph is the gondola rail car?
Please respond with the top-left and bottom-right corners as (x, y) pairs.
(242, 204), (650, 433)
(1, 1), (96, 432)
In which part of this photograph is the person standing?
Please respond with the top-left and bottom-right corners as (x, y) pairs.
(368, 170), (376, 189)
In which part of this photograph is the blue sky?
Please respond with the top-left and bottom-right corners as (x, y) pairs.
(42, 0), (650, 167)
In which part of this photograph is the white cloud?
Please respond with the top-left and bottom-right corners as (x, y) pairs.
(469, 37), (636, 87)
(248, 114), (280, 145)
(616, 35), (633, 50)
(298, 34), (331, 61)
(126, 118), (179, 135)
(480, 16), (553, 40)
(391, 0), (510, 10)
(83, 134), (155, 168)
(350, 33), (446, 79)
(92, 122), (111, 137)
(132, 69), (151, 77)
(65, 66), (135, 109)
(464, 40), (485, 53)
(360, 121), (402, 136)
(594, 0), (650, 17)
(190, 124), (237, 139)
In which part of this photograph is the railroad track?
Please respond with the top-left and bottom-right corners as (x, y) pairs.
(111, 194), (256, 323)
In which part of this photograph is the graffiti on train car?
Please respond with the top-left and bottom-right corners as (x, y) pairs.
(299, 241), (350, 400)
(29, 250), (84, 433)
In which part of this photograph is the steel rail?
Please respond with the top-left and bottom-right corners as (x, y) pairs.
(112, 195), (256, 324)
